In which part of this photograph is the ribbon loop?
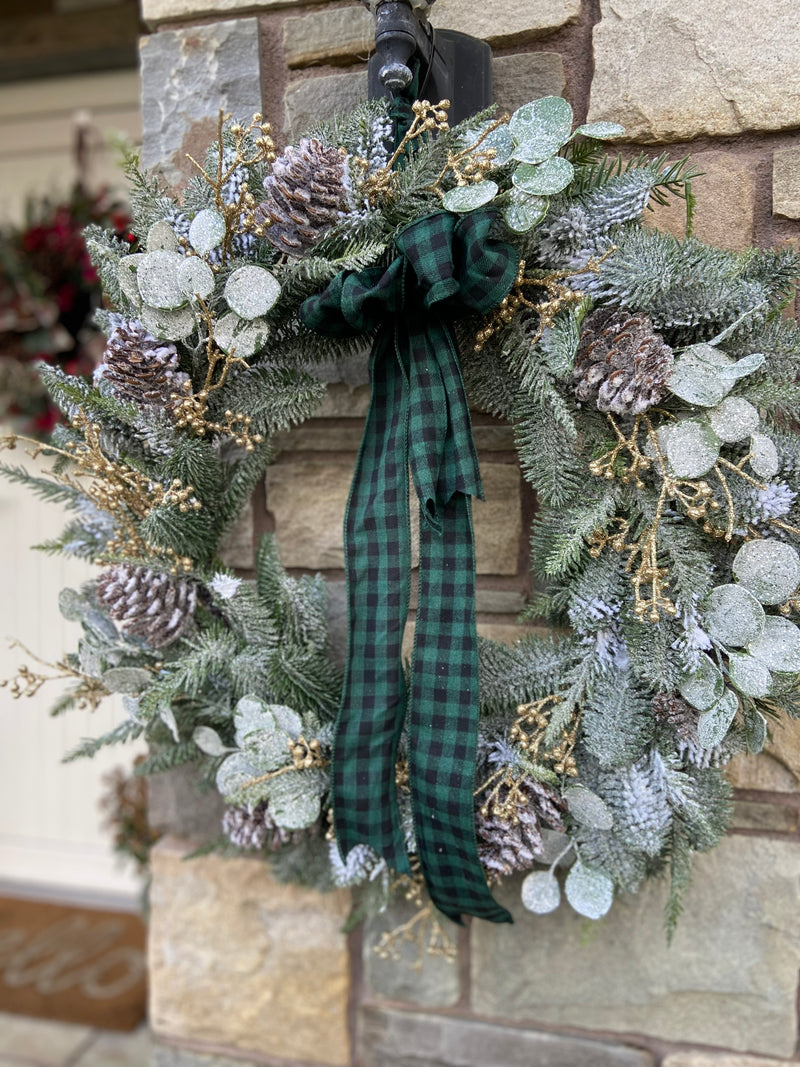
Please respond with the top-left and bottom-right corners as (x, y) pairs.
(301, 209), (519, 923)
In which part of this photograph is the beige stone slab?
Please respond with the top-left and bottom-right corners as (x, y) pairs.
(493, 53), (566, 116)
(315, 383), (371, 419)
(142, 0), (324, 29)
(645, 149), (757, 251)
(727, 751), (798, 793)
(218, 503), (255, 569)
(73, 1025), (152, 1067)
(589, 0), (800, 142)
(773, 145), (800, 220)
(732, 800), (798, 833)
(0, 1012), (92, 1065)
(148, 837), (351, 1065)
(471, 836), (800, 1057)
(274, 421), (515, 454)
(284, 69), (369, 138)
(284, 5), (374, 69)
(267, 460), (521, 574)
(663, 1055), (793, 1067)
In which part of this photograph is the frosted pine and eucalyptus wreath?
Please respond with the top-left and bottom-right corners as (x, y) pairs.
(4, 94), (800, 953)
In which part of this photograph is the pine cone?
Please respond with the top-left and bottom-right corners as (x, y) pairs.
(572, 308), (674, 415)
(95, 320), (189, 411)
(476, 778), (567, 878)
(222, 801), (306, 852)
(258, 139), (348, 256)
(96, 563), (196, 648)
(652, 691), (698, 740)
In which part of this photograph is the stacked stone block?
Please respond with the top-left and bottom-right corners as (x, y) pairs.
(137, 2), (800, 1064)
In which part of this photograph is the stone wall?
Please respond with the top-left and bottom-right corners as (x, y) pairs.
(139, 2), (800, 1065)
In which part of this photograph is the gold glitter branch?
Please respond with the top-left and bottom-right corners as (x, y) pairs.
(185, 109), (276, 260)
(171, 298), (264, 453)
(373, 869), (458, 969)
(428, 115), (509, 197)
(509, 696), (580, 777)
(239, 736), (329, 792)
(1, 641), (108, 712)
(361, 99), (451, 206)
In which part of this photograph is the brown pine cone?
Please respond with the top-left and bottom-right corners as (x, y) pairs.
(572, 308), (674, 415)
(652, 691), (698, 741)
(95, 319), (189, 411)
(222, 801), (307, 852)
(476, 778), (567, 878)
(97, 563), (196, 648)
(258, 138), (348, 257)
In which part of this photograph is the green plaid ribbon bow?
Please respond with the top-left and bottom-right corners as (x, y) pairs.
(301, 210), (519, 923)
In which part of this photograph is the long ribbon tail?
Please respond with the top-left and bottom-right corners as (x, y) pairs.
(331, 333), (411, 873)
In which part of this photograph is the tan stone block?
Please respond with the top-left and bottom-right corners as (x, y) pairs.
(141, 0), (322, 29)
(430, 0), (581, 45)
(773, 145), (800, 219)
(663, 1056), (793, 1067)
(726, 751), (798, 794)
(767, 715), (800, 782)
(645, 150), (757, 251)
(475, 463), (522, 575)
(315, 383), (371, 419)
(589, 0), (800, 142)
(284, 5), (374, 68)
(273, 423), (364, 453)
(284, 69), (368, 138)
(492, 53), (566, 116)
(148, 837), (351, 1065)
(732, 800), (798, 833)
(218, 503), (254, 569)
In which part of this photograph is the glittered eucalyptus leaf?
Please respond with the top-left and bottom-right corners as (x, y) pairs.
(728, 652), (772, 698)
(140, 304), (197, 342)
(564, 785), (614, 829)
(565, 861), (613, 920)
(571, 121), (625, 139)
(503, 188), (548, 233)
(747, 616), (800, 672)
(749, 433), (779, 478)
(213, 312), (270, 358)
(733, 540), (800, 605)
(512, 157), (574, 196)
(84, 609), (119, 643)
(159, 701), (180, 743)
(442, 180), (499, 213)
(137, 250), (187, 310)
(58, 587), (85, 622)
(679, 652), (724, 711)
(696, 687), (738, 748)
(243, 728), (291, 773)
(233, 695), (276, 745)
(216, 751), (264, 803)
(704, 584), (764, 647)
(708, 397), (759, 443)
(510, 136), (565, 165)
(667, 345), (734, 407)
(520, 870), (561, 914)
(117, 253), (145, 304)
(146, 219), (180, 253)
(665, 420), (720, 478)
(264, 772), (321, 830)
(269, 704), (303, 738)
(188, 208), (226, 255)
(509, 96), (573, 146)
(177, 257), (215, 301)
(743, 707), (767, 754)
(224, 266), (281, 320)
(716, 352), (765, 379)
(537, 829), (573, 866)
(101, 667), (154, 695)
(462, 122), (514, 166)
(192, 725), (230, 757)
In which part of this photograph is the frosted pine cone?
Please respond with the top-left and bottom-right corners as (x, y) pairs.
(652, 691), (698, 740)
(95, 320), (189, 411)
(223, 801), (307, 852)
(97, 563), (196, 648)
(572, 308), (674, 415)
(476, 779), (566, 878)
(258, 139), (348, 256)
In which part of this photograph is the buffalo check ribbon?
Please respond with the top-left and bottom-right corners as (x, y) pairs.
(301, 209), (519, 923)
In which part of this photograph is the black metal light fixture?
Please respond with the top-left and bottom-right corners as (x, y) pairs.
(360, 0), (492, 125)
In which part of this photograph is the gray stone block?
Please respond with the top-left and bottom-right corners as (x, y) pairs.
(358, 1006), (654, 1067)
(493, 53), (566, 115)
(152, 1043), (264, 1067)
(284, 70), (369, 139)
(471, 836), (800, 1057)
(140, 18), (262, 189)
(148, 762), (226, 841)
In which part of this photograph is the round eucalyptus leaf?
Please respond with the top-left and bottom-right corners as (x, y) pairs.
(749, 433), (780, 478)
(511, 135), (565, 165)
(189, 208), (226, 255)
(728, 652), (773, 698)
(747, 616), (800, 672)
(717, 352), (765, 380)
(512, 156), (574, 196)
(565, 786), (614, 830)
(743, 707), (767, 754)
(58, 587), (84, 622)
(137, 250), (187, 310)
(667, 345), (734, 407)
(268, 704), (303, 738)
(101, 667), (154, 695)
(462, 122), (514, 165)
(665, 420), (721, 478)
(697, 687), (739, 748)
(224, 266), (281, 320)
(503, 189), (548, 233)
(265, 773), (322, 830)
(733, 540), (800, 605)
(192, 725), (230, 757)
(216, 752), (262, 802)
(117, 253), (145, 303)
(178, 256), (215, 301)
(679, 652), (724, 711)
(146, 219), (180, 252)
(243, 728), (292, 772)
(521, 870), (561, 915)
(141, 303), (196, 342)
(509, 96), (573, 146)
(704, 584), (765, 647)
(708, 397), (760, 443)
(442, 180), (499, 213)
(234, 694), (275, 744)
(572, 121), (625, 140)
(214, 312), (270, 358)
(565, 861), (613, 920)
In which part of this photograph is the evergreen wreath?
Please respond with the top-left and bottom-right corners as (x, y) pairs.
(5, 93), (800, 951)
